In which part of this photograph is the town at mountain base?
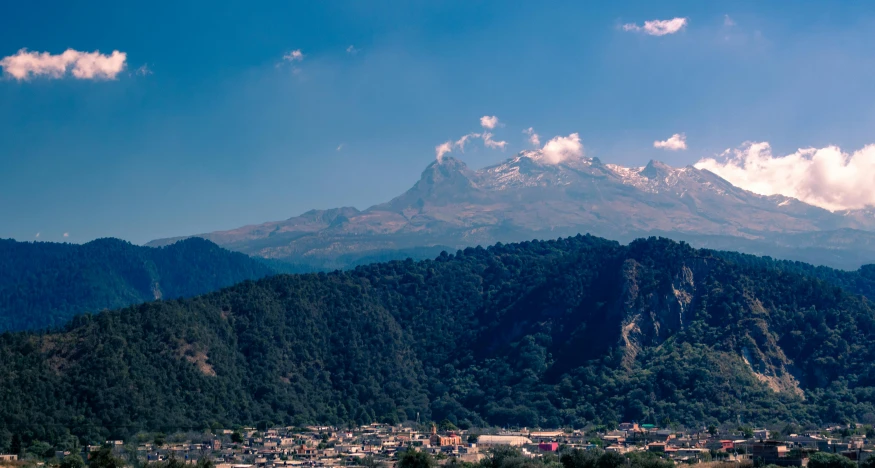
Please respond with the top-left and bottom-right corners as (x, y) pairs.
(147, 155), (875, 270)
(3, 235), (875, 448)
(10, 424), (875, 468)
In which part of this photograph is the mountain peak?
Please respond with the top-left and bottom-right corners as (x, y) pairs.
(374, 156), (481, 211)
(420, 156), (473, 185)
(433, 155), (466, 167)
(147, 150), (875, 272)
(640, 159), (674, 179)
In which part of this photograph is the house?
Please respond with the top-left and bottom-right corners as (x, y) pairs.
(785, 435), (835, 452)
(672, 448), (710, 462)
(752, 441), (788, 460)
(459, 445), (479, 454)
(647, 443), (666, 454)
(0, 455), (18, 462)
(601, 435), (626, 446)
(751, 441), (804, 467)
(538, 442), (559, 452)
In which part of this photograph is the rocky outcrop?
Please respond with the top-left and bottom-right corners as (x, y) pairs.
(619, 259), (706, 366)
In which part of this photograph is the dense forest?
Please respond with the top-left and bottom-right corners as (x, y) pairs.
(2, 235), (875, 451)
(709, 249), (875, 300)
(0, 237), (275, 331)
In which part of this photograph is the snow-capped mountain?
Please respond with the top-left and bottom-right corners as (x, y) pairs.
(148, 153), (875, 269)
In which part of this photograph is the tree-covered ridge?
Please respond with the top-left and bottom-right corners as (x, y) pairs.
(2, 235), (875, 450)
(709, 249), (875, 300)
(0, 237), (275, 331)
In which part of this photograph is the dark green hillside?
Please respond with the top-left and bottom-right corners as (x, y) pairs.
(2, 235), (875, 450)
(710, 249), (875, 300)
(0, 237), (275, 331)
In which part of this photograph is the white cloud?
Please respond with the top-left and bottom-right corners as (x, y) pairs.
(623, 17), (688, 36)
(695, 142), (875, 211)
(481, 132), (507, 149)
(35, 232), (40, 238)
(346, 45), (359, 55)
(337, 144), (344, 151)
(523, 127), (540, 147)
(539, 133), (583, 164)
(0, 48), (127, 80)
(63, 232), (69, 238)
(134, 64), (152, 76)
(724, 15), (736, 27)
(283, 50), (304, 62)
(435, 141), (453, 162)
(480, 115), (499, 129)
(654, 133), (687, 151)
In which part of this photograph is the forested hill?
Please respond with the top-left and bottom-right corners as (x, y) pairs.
(710, 249), (875, 300)
(2, 235), (875, 449)
(0, 237), (275, 331)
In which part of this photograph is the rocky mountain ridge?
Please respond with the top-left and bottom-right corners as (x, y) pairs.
(148, 153), (875, 269)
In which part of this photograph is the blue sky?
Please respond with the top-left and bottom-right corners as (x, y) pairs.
(3, 1), (875, 244)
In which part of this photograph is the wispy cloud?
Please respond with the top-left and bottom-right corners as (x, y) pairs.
(454, 133), (480, 151)
(134, 64), (152, 76)
(283, 50), (304, 62)
(695, 142), (875, 211)
(0, 48), (127, 80)
(435, 116), (508, 161)
(63, 232), (69, 238)
(482, 132), (507, 149)
(654, 133), (687, 151)
(523, 127), (540, 147)
(724, 15), (736, 27)
(336, 144), (344, 151)
(346, 45), (360, 55)
(623, 17), (688, 36)
(35, 232), (40, 239)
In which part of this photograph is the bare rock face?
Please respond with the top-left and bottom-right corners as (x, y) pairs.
(613, 254), (805, 398)
(147, 153), (875, 269)
(618, 259), (704, 366)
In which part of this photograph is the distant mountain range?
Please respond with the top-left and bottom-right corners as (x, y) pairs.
(147, 153), (875, 270)
(4, 235), (875, 445)
(0, 237), (274, 331)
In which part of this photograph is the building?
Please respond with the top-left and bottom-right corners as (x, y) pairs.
(673, 448), (710, 463)
(647, 443), (667, 454)
(751, 441), (804, 467)
(785, 435), (835, 453)
(538, 443), (559, 452)
(477, 435), (532, 447)
(428, 426), (461, 447)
